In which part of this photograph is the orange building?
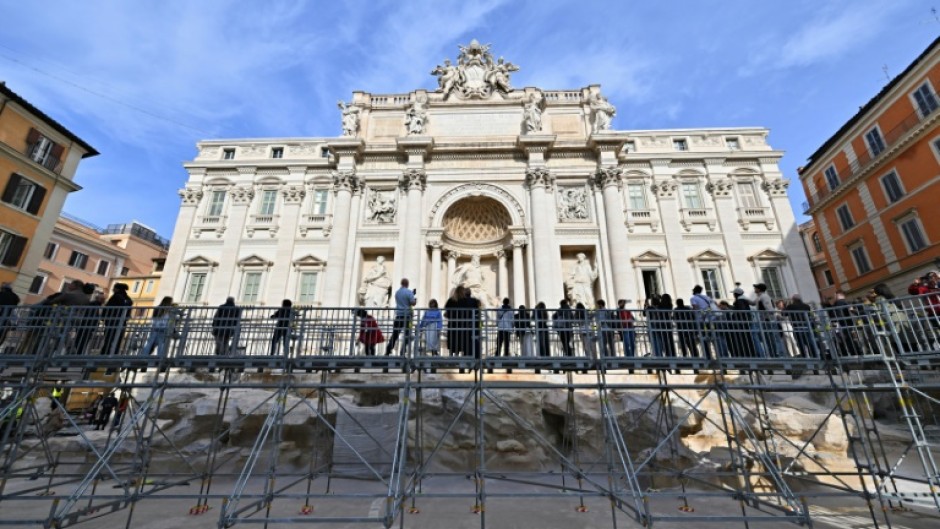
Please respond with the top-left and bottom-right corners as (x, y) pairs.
(0, 82), (98, 295)
(801, 36), (940, 299)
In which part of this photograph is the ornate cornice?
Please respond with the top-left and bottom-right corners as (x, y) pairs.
(179, 187), (203, 206)
(762, 177), (789, 197)
(400, 168), (427, 192)
(281, 184), (306, 204)
(524, 167), (554, 189)
(593, 166), (622, 189)
(331, 170), (360, 194)
(706, 178), (734, 198)
(229, 185), (255, 204)
(652, 180), (678, 199)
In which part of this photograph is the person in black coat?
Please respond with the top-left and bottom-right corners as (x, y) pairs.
(455, 288), (481, 358)
(534, 302), (550, 357)
(674, 298), (698, 357)
(269, 299), (294, 356)
(212, 297), (242, 355)
(73, 284), (103, 355)
(553, 300), (574, 356)
(444, 287), (463, 356)
(0, 282), (20, 351)
(100, 283), (132, 355)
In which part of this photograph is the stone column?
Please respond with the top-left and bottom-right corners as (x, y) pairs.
(512, 241), (526, 305)
(214, 180), (255, 301)
(525, 167), (560, 304)
(158, 185), (204, 300)
(652, 178), (688, 294)
(429, 241), (443, 302)
(271, 182), (305, 303)
(447, 251), (459, 297)
(497, 250), (508, 300)
(595, 166), (633, 301)
(400, 169), (427, 283)
(321, 171), (359, 306)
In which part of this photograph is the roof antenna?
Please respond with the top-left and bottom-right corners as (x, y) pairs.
(882, 64), (891, 82)
(933, 7), (940, 24)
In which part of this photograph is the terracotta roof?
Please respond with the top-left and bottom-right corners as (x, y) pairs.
(0, 82), (99, 157)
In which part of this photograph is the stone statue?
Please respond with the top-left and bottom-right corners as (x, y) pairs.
(367, 189), (397, 223)
(523, 93), (543, 133)
(404, 94), (429, 135)
(452, 254), (494, 307)
(431, 59), (462, 99)
(359, 256), (393, 307)
(589, 92), (616, 133)
(565, 253), (598, 307)
(337, 100), (361, 137)
(486, 57), (519, 93)
(557, 187), (588, 221)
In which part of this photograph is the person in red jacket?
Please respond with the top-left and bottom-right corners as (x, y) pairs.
(357, 309), (384, 356)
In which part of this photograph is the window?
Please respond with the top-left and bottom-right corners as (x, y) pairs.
(880, 170), (904, 203)
(145, 279), (154, 293)
(298, 272), (319, 304)
(258, 189), (277, 216)
(824, 165), (840, 191)
(823, 269), (834, 286)
(681, 182), (703, 208)
(120, 267), (129, 276)
(320, 147), (330, 158)
(0, 230), (27, 267)
(185, 272), (207, 303)
(673, 138), (688, 151)
(67, 251), (88, 270)
(623, 140), (636, 153)
(207, 190), (226, 216)
(1, 174), (46, 214)
(736, 182), (760, 208)
(222, 148), (235, 160)
(44, 242), (58, 260)
(760, 266), (785, 300)
(241, 272), (262, 303)
(726, 137), (740, 150)
(132, 281), (141, 293)
(898, 216), (928, 253)
(626, 183), (647, 210)
(812, 233), (822, 253)
(700, 268), (723, 299)
(96, 260), (110, 276)
(865, 127), (886, 157)
(850, 244), (871, 275)
(836, 204), (854, 231)
(312, 189), (329, 215)
(913, 82), (939, 116)
(271, 147), (284, 159)
(25, 129), (63, 171)
(28, 273), (46, 294)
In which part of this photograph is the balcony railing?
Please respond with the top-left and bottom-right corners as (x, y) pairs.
(624, 209), (660, 232)
(299, 213), (333, 237)
(679, 207), (716, 231)
(805, 95), (939, 211)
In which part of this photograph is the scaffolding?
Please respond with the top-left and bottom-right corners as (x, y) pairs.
(0, 295), (938, 528)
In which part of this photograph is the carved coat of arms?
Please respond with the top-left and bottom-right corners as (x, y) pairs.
(431, 40), (518, 100)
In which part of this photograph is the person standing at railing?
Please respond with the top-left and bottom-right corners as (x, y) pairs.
(652, 295), (676, 357)
(534, 302), (550, 357)
(418, 299), (443, 355)
(141, 297), (178, 356)
(0, 283), (20, 354)
(554, 300), (574, 356)
(357, 309), (384, 356)
(456, 287), (481, 358)
(385, 279), (416, 356)
(268, 300), (294, 356)
(674, 299), (698, 358)
(72, 284), (102, 355)
(212, 297), (242, 356)
(495, 298), (514, 356)
(514, 305), (532, 356)
(444, 286), (464, 356)
(99, 283), (132, 355)
(574, 302), (594, 357)
(729, 287), (757, 357)
(95, 391), (117, 431)
(783, 294), (816, 358)
(19, 279), (89, 356)
(616, 299), (635, 357)
(595, 299), (617, 357)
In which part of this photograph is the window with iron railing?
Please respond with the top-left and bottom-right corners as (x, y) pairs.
(25, 129), (63, 171)
(913, 83), (939, 117)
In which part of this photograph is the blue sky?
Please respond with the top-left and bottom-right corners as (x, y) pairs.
(1, 0), (936, 237)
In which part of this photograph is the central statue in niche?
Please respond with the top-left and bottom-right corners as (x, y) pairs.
(452, 255), (495, 307)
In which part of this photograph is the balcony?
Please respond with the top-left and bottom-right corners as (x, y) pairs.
(246, 214), (280, 238)
(679, 207), (716, 231)
(192, 215), (227, 239)
(299, 213), (333, 237)
(624, 209), (659, 232)
(736, 206), (775, 231)
(804, 96), (939, 212)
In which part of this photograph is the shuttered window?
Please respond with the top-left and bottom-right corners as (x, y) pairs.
(1, 174), (46, 214)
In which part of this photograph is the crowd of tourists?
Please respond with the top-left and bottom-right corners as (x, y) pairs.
(1, 272), (938, 360)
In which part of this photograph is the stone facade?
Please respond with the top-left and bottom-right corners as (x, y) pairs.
(160, 43), (815, 307)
